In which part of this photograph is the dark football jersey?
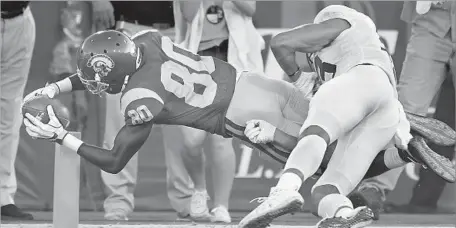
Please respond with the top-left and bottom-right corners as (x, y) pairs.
(120, 31), (237, 136)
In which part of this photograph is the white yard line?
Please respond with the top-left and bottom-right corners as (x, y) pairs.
(1, 225), (454, 228)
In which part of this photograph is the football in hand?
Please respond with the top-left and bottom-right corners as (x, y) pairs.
(22, 96), (71, 128)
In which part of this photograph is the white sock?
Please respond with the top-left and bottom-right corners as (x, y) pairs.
(384, 147), (407, 169)
(276, 172), (302, 191)
(280, 135), (327, 189)
(318, 194), (353, 218)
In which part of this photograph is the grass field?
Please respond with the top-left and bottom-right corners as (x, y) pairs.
(2, 212), (455, 228)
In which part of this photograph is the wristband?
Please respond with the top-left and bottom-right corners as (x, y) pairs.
(55, 77), (73, 93)
(49, 83), (61, 94)
(62, 134), (84, 152)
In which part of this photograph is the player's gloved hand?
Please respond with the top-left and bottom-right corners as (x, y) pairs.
(293, 71), (319, 99)
(394, 101), (412, 150)
(23, 83), (60, 105)
(23, 105), (68, 144)
(244, 120), (276, 144)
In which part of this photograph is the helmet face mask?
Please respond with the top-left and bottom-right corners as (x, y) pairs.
(306, 53), (316, 72)
(76, 30), (141, 95)
(77, 68), (110, 95)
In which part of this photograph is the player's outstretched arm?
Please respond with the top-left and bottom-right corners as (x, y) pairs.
(270, 19), (350, 80)
(23, 105), (153, 174)
(74, 123), (153, 173)
(23, 72), (86, 104)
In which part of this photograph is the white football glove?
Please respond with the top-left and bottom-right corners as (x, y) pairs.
(23, 83), (60, 105)
(292, 71), (319, 99)
(394, 101), (412, 150)
(23, 105), (68, 144)
(244, 119), (276, 144)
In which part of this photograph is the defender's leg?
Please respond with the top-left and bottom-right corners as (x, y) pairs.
(239, 65), (397, 228)
(312, 102), (398, 228)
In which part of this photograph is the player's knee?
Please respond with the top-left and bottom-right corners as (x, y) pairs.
(298, 125), (330, 145)
(310, 184), (340, 216)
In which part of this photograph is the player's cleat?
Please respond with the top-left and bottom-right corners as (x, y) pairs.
(189, 190), (212, 221)
(316, 206), (374, 228)
(404, 135), (456, 183)
(348, 187), (383, 220)
(210, 206), (232, 223)
(406, 112), (456, 146)
(238, 187), (304, 228)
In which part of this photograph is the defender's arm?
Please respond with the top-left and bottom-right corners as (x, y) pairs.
(270, 19), (350, 79)
(64, 122), (153, 173)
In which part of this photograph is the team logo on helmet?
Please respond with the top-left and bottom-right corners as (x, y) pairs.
(86, 54), (115, 81)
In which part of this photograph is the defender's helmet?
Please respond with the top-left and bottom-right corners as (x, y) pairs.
(76, 30), (142, 94)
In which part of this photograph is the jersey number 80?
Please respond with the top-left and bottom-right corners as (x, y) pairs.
(128, 105), (153, 125)
(160, 37), (218, 108)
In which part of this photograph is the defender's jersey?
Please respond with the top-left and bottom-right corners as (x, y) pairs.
(308, 5), (397, 88)
(120, 31), (237, 136)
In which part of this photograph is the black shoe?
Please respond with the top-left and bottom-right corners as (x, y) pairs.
(1, 204), (34, 220)
(348, 187), (383, 220)
(401, 135), (456, 183)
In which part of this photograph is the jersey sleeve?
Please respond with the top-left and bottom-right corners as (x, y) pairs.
(121, 88), (165, 126)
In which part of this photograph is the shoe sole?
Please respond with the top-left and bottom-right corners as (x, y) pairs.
(407, 112), (456, 146)
(409, 136), (456, 183)
(241, 199), (303, 228)
(317, 207), (374, 228)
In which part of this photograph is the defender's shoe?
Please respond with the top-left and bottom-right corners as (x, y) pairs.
(316, 206), (375, 228)
(406, 112), (456, 146)
(402, 135), (456, 183)
(238, 187), (304, 228)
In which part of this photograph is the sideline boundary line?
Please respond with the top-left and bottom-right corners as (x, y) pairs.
(1, 225), (454, 228)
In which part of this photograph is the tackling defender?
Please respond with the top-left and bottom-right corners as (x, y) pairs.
(22, 29), (453, 210)
(239, 5), (455, 228)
